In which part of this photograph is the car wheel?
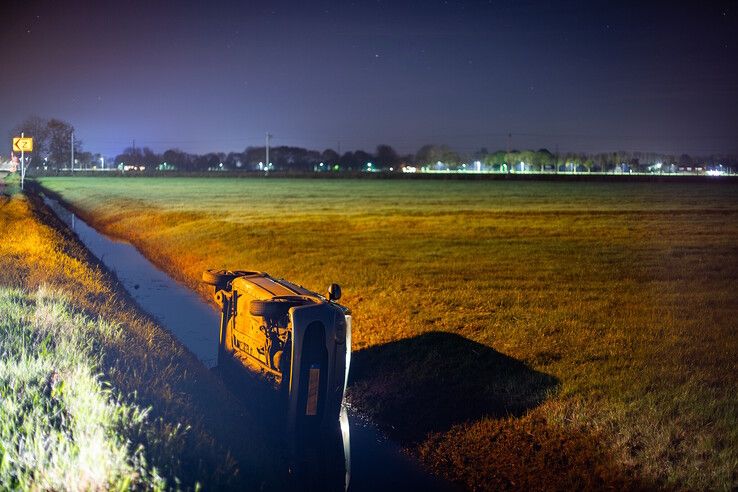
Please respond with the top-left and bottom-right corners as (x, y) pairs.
(201, 269), (257, 288)
(249, 297), (308, 318)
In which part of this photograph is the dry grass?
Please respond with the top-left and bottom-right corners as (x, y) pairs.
(37, 176), (738, 490)
(0, 186), (287, 490)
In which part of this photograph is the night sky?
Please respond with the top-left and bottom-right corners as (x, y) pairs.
(1, 0), (736, 157)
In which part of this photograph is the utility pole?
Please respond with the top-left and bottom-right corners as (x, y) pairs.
(71, 131), (75, 172)
(506, 132), (512, 174)
(265, 133), (272, 171)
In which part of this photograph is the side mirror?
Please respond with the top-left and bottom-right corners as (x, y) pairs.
(328, 283), (341, 301)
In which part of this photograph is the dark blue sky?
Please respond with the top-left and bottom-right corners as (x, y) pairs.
(1, 0), (736, 157)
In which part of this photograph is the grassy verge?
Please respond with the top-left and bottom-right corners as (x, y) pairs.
(0, 184), (286, 489)
(0, 286), (164, 489)
(36, 176), (738, 490)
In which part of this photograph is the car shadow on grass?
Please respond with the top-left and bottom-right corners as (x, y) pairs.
(348, 331), (559, 443)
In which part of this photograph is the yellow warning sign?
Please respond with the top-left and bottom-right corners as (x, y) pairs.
(13, 137), (33, 152)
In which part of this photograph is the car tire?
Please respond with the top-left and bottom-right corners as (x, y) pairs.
(250, 297), (306, 318)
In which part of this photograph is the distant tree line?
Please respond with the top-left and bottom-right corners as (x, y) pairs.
(112, 144), (737, 174)
(10, 116), (737, 173)
(475, 148), (735, 174)
(111, 143), (417, 172)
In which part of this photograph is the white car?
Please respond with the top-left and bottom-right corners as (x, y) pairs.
(202, 270), (351, 429)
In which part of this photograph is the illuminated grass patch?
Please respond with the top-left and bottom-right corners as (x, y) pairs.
(0, 287), (164, 489)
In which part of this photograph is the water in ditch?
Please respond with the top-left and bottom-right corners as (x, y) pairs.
(43, 196), (451, 492)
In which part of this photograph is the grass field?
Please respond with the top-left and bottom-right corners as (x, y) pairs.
(37, 176), (738, 490)
(0, 177), (287, 490)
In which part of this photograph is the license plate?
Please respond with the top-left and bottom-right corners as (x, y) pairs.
(306, 364), (320, 416)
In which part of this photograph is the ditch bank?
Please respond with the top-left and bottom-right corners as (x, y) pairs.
(0, 189), (284, 489)
(36, 187), (452, 492)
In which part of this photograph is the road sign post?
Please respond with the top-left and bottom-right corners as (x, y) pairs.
(21, 136), (25, 191)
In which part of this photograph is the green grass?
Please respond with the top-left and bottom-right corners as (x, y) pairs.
(37, 176), (738, 490)
(0, 286), (165, 489)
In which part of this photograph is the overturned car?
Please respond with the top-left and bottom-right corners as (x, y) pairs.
(202, 270), (351, 430)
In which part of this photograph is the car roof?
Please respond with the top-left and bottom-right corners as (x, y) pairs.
(230, 272), (350, 314)
(232, 272), (319, 299)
